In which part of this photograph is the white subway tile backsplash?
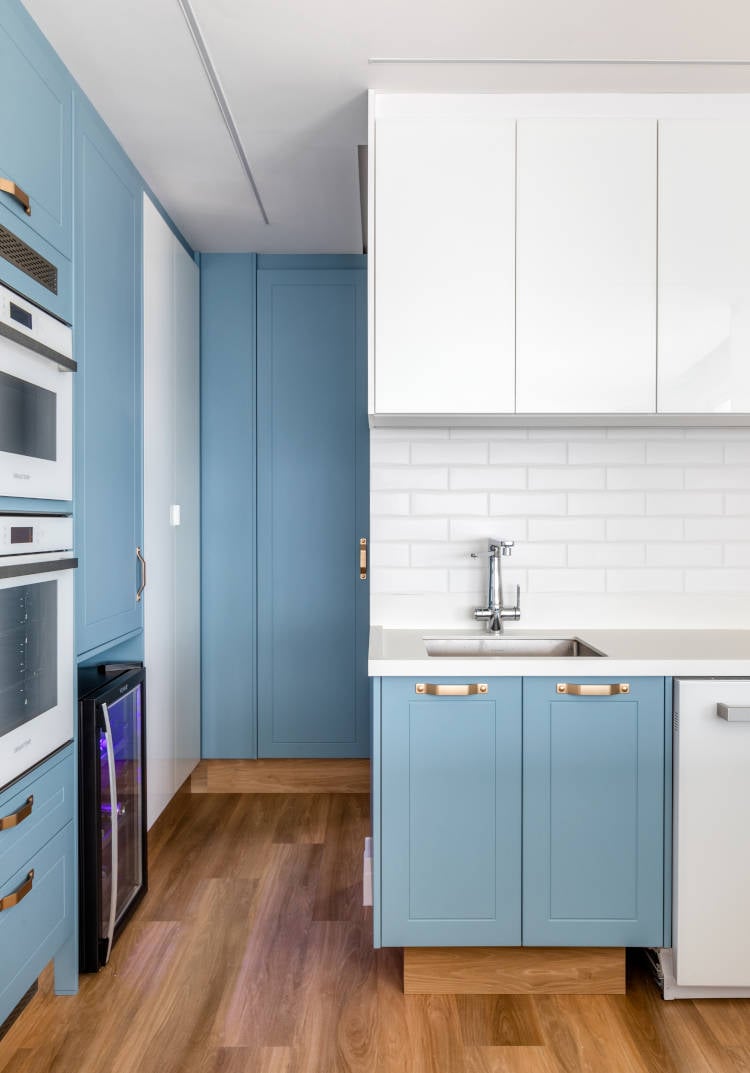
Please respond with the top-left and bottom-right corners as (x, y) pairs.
(370, 428), (750, 608)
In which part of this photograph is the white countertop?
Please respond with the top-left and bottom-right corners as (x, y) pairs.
(369, 626), (750, 677)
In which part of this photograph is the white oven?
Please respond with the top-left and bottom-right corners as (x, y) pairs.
(0, 515), (75, 789)
(0, 283), (75, 501)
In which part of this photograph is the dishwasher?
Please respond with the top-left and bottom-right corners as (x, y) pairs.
(656, 677), (750, 998)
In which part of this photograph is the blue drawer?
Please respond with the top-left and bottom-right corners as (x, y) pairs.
(0, 820), (74, 1023)
(0, 746), (74, 885)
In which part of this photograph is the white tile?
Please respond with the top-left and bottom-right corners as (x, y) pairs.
(370, 492), (410, 515)
(449, 568), (527, 594)
(568, 543), (645, 567)
(490, 492), (567, 515)
(412, 492), (488, 516)
(646, 441), (723, 464)
(450, 517), (529, 542)
(529, 517), (606, 542)
(527, 568), (606, 593)
(371, 466), (448, 490)
(725, 544), (750, 566)
(411, 542), (477, 568)
(370, 543), (410, 568)
(529, 428), (606, 440)
(373, 568), (448, 594)
(608, 427), (684, 439)
(489, 440), (567, 464)
(451, 428), (528, 440)
(506, 543), (567, 567)
(529, 466), (605, 490)
(685, 467), (750, 490)
(450, 466), (527, 490)
(374, 427), (450, 440)
(646, 492), (723, 515)
(685, 569), (750, 593)
(371, 517), (449, 542)
(369, 439), (410, 464)
(726, 494), (750, 515)
(568, 492), (645, 516)
(411, 441), (488, 465)
(646, 543), (723, 567)
(606, 517), (684, 541)
(607, 467), (683, 490)
(685, 518), (750, 541)
(569, 441), (645, 464)
(606, 569), (684, 593)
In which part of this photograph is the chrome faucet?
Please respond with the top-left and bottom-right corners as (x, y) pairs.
(472, 540), (521, 633)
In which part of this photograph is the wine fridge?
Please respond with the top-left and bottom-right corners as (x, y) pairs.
(78, 663), (147, 972)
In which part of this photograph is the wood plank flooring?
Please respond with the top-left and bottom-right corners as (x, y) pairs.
(2, 789), (750, 1072)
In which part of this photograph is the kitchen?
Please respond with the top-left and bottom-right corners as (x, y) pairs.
(2, 0), (750, 1070)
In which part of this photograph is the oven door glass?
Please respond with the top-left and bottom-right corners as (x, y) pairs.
(0, 578), (57, 736)
(0, 370), (57, 461)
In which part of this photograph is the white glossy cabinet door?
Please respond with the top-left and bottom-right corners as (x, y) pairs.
(374, 117), (516, 414)
(516, 119), (657, 414)
(658, 121), (750, 413)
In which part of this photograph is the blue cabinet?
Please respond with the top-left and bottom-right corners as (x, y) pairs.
(523, 677), (666, 946)
(374, 675), (668, 950)
(378, 677), (522, 946)
(256, 261), (369, 758)
(0, 745), (77, 1024)
(0, 0), (73, 321)
(74, 94), (143, 657)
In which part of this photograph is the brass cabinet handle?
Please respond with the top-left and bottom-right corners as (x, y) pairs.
(360, 537), (367, 580)
(415, 683), (489, 696)
(0, 870), (34, 913)
(136, 546), (147, 602)
(0, 795), (33, 832)
(0, 178), (31, 215)
(556, 683), (630, 696)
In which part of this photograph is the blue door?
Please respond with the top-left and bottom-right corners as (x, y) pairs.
(523, 677), (666, 946)
(257, 263), (368, 757)
(379, 677), (523, 946)
(75, 94), (143, 656)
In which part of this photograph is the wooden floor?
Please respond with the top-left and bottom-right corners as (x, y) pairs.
(2, 790), (750, 1073)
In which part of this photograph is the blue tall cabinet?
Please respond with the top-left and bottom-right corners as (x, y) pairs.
(201, 255), (369, 759)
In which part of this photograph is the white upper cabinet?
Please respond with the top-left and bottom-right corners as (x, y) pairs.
(515, 119), (657, 414)
(658, 120), (750, 413)
(374, 115), (516, 414)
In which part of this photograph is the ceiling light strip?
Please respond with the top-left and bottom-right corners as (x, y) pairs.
(368, 57), (750, 66)
(176, 0), (269, 224)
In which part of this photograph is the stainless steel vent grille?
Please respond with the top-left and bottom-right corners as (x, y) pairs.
(673, 710), (679, 734)
(0, 225), (58, 294)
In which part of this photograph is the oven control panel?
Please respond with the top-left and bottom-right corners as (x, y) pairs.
(0, 514), (73, 555)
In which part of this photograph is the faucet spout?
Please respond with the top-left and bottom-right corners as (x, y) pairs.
(473, 540), (521, 633)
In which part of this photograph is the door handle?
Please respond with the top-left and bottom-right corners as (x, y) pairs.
(0, 870), (34, 913)
(360, 537), (367, 580)
(101, 703), (119, 964)
(0, 178), (31, 215)
(556, 683), (630, 696)
(415, 683), (488, 696)
(136, 546), (147, 602)
(0, 795), (33, 832)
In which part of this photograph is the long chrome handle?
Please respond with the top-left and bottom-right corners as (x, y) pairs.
(360, 537), (367, 580)
(0, 177), (31, 215)
(0, 870), (34, 913)
(0, 795), (33, 832)
(415, 683), (489, 696)
(556, 683), (630, 696)
(101, 702), (119, 964)
(136, 546), (147, 602)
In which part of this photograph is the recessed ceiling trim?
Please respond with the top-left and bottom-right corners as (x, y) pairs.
(176, 0), (269, 224)
(369, 57), (750, 66)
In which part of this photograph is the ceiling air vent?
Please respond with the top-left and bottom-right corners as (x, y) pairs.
(0, 224), (58, 294)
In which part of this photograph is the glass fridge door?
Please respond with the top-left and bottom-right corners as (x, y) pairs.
(99, 683), (143, 957)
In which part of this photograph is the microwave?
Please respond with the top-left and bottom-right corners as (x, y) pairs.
(0, 515), (76, 789)
(0, 283), (75, 501)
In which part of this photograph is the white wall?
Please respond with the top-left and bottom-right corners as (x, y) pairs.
(370, 426), (750, 630)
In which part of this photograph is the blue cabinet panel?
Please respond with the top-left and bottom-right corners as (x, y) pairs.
(0, 0), (72, 321)
(257, 266), (369, 757)
(0, 748), (74, 884)
(379, 677), (522, 946)
(523, 677), (665, 947)
(75, 94), (143, 656)
(201, 254), (257, 758)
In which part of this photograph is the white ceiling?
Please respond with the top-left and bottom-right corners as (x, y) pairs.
(21, 0), (750, 254)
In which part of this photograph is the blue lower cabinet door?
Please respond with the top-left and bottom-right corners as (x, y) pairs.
(381, 677), (522, 947)
(523, 677), (666, 947)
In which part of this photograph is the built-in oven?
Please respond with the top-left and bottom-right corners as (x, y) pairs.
(0, 283), (75, 501)
(0, 515), (76, 789)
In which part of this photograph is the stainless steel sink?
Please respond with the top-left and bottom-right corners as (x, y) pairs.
(423, 636), (606, 658)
